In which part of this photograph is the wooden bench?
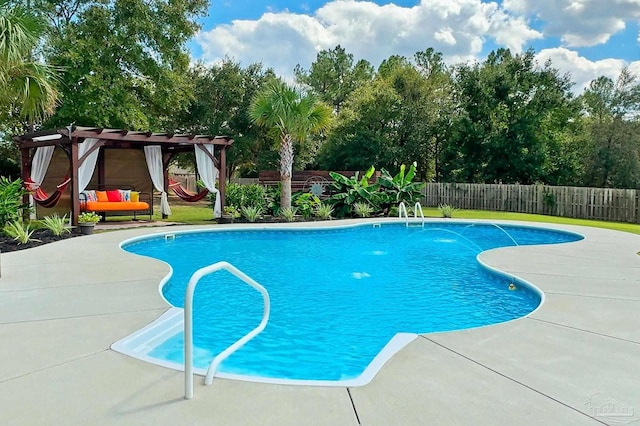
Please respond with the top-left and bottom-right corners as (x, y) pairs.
(258, 170), (380, 197)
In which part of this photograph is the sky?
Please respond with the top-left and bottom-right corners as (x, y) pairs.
(190, 0), (640, 94)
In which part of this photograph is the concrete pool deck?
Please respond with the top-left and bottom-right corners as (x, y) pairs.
(0, 219), (638, 425)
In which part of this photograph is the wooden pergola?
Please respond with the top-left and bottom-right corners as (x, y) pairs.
(13, 126), (233, 225)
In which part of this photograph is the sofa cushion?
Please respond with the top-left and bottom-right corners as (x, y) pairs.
(130, 191), (140, 202)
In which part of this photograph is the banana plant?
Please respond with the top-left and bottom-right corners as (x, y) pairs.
(377, 162), (425, 207)
(328, 166), (381, 217)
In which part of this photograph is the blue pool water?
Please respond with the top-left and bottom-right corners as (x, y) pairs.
(122, 222), (582, 382)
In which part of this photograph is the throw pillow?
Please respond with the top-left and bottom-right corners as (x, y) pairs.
(96, 191), (109, 202)
(106, 190), (122, 202)
(130, 191), (140, 202)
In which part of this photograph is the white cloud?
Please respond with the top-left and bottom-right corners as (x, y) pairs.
(503, 0), (640, 47)
(195, 0), (541, 76)
(536, 47), (640, 93)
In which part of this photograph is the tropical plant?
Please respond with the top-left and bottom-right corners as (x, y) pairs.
(353, 202), (374, 218)
(249, 79), (332, 210)
(315, 203), (334, 220)
(0, 0), (58, 126)
(265, 184), (281, 216)
(3, 220), (38, 244)
(280, 206), (297, 222)
(293, 192), (321, 219)
(377, 163), (425, 208)
(0, 177), (30, 228)
(40, 213), (71, 236)
(438, 204), (457, 218)
(78, 212), (100, 224)
(241, 205), (263, 222)
(328, 166), (381, 217)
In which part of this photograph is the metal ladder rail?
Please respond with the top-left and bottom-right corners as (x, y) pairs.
(184, 261), (270, 399)
(414, 202), (425, 226)
(398, 202), (409, 226)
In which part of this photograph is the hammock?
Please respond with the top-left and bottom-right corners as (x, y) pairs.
(169, 179), (209, 202)
(25, 176), (72, 208)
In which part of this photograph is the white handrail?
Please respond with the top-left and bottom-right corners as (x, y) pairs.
(184, 261), (270, 399)
(398, 202), (409, 226)
(414, 202), (425, 226)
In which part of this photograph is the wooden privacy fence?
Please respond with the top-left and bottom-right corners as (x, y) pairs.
(422, 183), (640, 224)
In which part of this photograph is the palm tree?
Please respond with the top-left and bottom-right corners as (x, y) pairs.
(250, 80), (332, 210)
(0, 0), (58, 127)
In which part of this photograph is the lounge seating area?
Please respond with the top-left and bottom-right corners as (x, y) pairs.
(80, 189), (152, 220)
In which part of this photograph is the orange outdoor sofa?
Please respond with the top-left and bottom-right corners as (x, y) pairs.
(80, 189), (152, 220)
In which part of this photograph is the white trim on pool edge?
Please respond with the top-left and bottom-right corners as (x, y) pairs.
(110, 306), (418, 387)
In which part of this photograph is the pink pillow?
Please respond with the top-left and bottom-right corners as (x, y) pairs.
(106, 190), (122, 202)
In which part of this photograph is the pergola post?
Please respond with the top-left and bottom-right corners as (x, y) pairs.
(70, 137), (79, 226)
(20, 147), (31, 222)
(219, 146), (227, 210)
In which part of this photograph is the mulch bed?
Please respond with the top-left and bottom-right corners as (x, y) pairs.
(0, 229), (81, 253)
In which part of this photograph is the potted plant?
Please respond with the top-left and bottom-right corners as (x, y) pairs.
(77, 212), (100, 235)
(218, 206), (240, 224)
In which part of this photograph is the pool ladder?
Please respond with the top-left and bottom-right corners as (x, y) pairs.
(184, 261), (270, 399)
(398, 202), (425, 227)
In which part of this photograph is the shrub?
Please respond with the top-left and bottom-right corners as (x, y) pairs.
(315, 203), (333, 220)
(222, 183), (271, 211)
(353, 202), (374, 218)
(41, 213), (72, 236)
(3, 220), (38, 244)
(280, 206), (297, 222)
(293, 192), (321, 219)
(241, 206), (263, 222)
(0, 177), (30, 228)
(438, 204), (457, 218)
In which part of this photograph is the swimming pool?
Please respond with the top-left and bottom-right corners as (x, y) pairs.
(113, 221), (582, 385)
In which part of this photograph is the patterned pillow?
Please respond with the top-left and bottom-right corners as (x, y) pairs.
(119, 190), (131, 202)
(83, 190), (97, 202)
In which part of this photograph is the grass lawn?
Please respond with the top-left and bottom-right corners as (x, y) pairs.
(421, 207), (640, 235)
(104, 203), (640, 236)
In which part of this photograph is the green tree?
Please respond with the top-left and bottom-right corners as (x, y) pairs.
(168, 60), (276, 179)
(443, 48), (578, 184)
(250, 80), (332, 209)
(0, 0), (58, 129)
(318, 49), (454, 181)
(294, 45), (373, 114)
(43, 0), (206, 130)
(580, 69), (640, 188)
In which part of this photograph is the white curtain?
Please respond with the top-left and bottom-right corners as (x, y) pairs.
(30, 145), (55, 187)
(144, 145), (171, 216)
(28, 145), (55, 218)
(195, 144), (221, 218)
(78, 138), (100, 192)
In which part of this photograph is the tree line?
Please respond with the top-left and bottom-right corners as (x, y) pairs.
(1, 1), (639, 189)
